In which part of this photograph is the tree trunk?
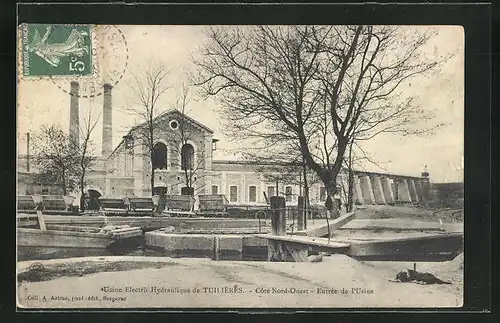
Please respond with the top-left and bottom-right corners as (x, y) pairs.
(150, 165), (155, 197)
(302, 162), (310, 225)
(347, 170), (354, 213)
(346, 142), (354, 213)
(80, 170), (85, 197)
(184, 167), (190, 191)
(150, 125), (155, 196)
(62, 170), (67, 195)
(80, 171), (85, 212)
(324, 172), (340, 219)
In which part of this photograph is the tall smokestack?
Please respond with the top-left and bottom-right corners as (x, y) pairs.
(102, 83), (113, 157)
(69, 81), (80, 149)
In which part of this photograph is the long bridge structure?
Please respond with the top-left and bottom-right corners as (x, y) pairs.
(351, 170), (430, 206)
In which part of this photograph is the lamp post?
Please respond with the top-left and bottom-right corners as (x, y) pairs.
(123, 134), (134, 151)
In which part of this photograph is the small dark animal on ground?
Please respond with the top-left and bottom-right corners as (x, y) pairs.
(390, 269), (452, 285)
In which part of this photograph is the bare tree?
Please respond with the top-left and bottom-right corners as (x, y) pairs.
(31, 107), (100, 203)
(124, 62), (170, 195)
(169, 83), (208, 196)
(31, 125), (78, 195)
(73, 104), (101, 209)
(193, 25), (450, 218)
(250, 149), (317, 202)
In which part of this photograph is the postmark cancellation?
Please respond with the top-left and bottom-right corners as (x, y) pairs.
(19, 23), (129, 98)
(21, 24), (93, 77)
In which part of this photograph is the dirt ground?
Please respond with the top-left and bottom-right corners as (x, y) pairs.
(17, 261), (170, 283)
(17, 253), (463, 309)
(352, 205), (463, 223)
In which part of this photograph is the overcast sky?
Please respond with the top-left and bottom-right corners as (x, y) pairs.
(17, 25), (464, 183)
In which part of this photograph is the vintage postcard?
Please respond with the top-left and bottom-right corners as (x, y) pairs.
(16, 24), (464, 309)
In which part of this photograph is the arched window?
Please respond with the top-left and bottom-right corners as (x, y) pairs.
(229, 185), (238, 202)
(285, 186), (293, 202)
(152, 142), (168, 170)
(248, 186), (257, 203)
(181, 143), (194, 170)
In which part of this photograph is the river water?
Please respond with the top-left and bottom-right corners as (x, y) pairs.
(17, 246), (166, 262)
(17, 246), (268, 262)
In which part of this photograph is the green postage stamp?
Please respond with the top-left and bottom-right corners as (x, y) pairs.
(21, 24), (93, 77)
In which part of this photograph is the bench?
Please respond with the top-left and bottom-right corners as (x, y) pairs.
(163, 195), (196, 217)
(127, 197), (155, 213)
(197, 194), (229, 217)
(99, 198), (128, 213)
(20, 195), (73, 215)
(17, 195), (36, 212)
(41, 195), (70, 211)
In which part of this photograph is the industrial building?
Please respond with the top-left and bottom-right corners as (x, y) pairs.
(17, 82), (434, 210)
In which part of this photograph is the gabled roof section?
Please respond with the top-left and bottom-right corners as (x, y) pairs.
(167, 109), (214, 134)
(108, 109), (214, 160)
(107, 136), (126, 161)
(125, 109), (214, 137)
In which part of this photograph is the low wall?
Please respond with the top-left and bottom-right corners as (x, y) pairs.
(429, 183), (464, 208)
(145, 232), (268, 261)
(27, 215), (268, 232)
(17, 228), (111, 249)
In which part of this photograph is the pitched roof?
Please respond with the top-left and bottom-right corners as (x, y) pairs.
(109, 109), (214, 159)
(168, 109), (214, 134)
(128, 109), (214, 135)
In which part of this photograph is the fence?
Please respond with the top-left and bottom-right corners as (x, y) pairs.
(224, 204), (327, 220)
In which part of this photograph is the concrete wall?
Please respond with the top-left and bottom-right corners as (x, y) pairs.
(429, 182), (464, 207)
(145, 232), (268, 261)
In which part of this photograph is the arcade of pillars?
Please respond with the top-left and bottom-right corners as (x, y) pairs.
(352, 174), (430, 205)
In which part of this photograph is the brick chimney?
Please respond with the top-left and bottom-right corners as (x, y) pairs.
(102, 83), (113, 157)
(69, 81), (80, 149)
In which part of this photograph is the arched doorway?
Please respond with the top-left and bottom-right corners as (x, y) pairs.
(181, 143), (194, 170)
(153, 186), (167, 196)
(152, 142), (168, 169)
(81, 186), (103, 211)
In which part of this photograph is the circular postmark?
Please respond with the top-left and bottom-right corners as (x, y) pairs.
(48, 25), (129, 99)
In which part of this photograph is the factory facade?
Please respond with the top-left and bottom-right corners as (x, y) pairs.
(17, 82), (432, 210)
(93, 105), (338, 207)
